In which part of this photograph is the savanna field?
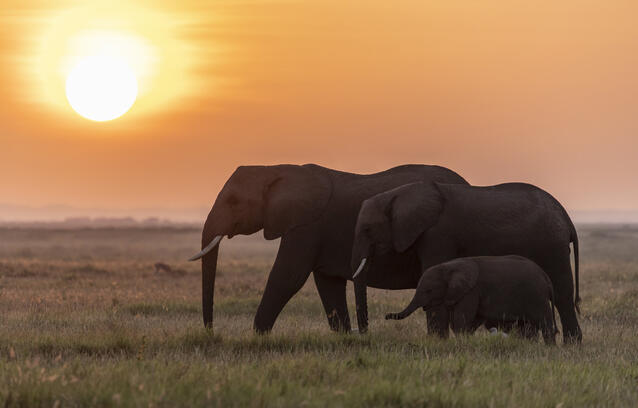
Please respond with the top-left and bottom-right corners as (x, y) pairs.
(1, 225), (637, 407)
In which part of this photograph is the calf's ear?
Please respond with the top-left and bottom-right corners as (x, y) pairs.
(445, 261), (479, 306)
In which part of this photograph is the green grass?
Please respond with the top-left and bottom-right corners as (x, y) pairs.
(1, 225), (638, 407)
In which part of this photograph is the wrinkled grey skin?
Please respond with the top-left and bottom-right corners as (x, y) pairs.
(194, 164), (467, 333)
(385, 256), (558, 345)
(352, 181), (581, 343)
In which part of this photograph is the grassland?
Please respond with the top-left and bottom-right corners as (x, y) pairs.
(1, 225), (637, 407)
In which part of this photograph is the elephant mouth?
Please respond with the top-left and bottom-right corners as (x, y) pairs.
(227, 222), (241, 239)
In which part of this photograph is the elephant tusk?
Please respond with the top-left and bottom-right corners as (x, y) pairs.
(188, 235), (223, 261)
(353, 258), (367, 279)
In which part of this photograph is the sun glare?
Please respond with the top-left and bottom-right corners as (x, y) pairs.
(66, 56), (138, 121)
(28, 1), (205, 125)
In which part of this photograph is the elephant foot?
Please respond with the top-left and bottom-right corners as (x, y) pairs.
(350, 327), (368, 335)
(253, 322), (273, 335)
(562, 331), (582, 344)
(561, 324), (582, 344)
(426, 329), (449, 339)
(328, 323), (352, 333)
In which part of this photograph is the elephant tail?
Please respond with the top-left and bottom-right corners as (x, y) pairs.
(571, 223), (581, 315)
(556, 196), (581, 315)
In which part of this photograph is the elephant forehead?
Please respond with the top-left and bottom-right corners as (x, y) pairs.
(361, 195), (391, 215)
(359, 208), (386, 228)
(359, 200), (378, 215)
(229, 166), (265, 182)
(420, 268), (445, 285)
(225, 169), (270, 191)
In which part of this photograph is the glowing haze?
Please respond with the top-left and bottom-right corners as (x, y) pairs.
(0, 1), (636, 220)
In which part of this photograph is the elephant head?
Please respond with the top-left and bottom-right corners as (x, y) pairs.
(385, 259), (479, 320)
(189, 164), (332, 330)
(351, 182), (443, 276)
(350, 181), (444, 331)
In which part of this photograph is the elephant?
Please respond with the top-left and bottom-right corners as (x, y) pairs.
(188, 164), (468, 333)
(351, 181), (582, 343)
(385, 255), (558, 345)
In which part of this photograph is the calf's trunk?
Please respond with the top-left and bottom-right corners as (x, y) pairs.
(385, 297), (423, 320)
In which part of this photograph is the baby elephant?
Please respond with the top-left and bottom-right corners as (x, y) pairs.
(386, 255), (558, 344)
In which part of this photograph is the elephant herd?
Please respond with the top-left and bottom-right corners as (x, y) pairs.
(189, 164), (582, 344)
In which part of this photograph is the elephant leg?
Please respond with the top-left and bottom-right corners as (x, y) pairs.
(541, 312), (556, 345)
(450, 309), (474, 335)
(420, 248), (458, 338)
(450, 287), (480, 335)
(545, 257), (582, 344)
(426, 306), (450, 338)
(313, 272), (351, 332)
(517, 320), (539, 340)
(253, 232), (316, 333)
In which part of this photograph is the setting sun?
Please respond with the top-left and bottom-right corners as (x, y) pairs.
(17, 1), (204, 125)
(66, 55), (138, 121)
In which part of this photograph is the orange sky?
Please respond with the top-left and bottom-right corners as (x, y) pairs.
(1, 0), (637, 219)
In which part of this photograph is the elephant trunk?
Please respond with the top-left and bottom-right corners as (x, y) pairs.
(201, 243), (220, 328)
(385, 297), (424, 321)
(350, 234), (372, 277)
(354, 263), (368, 333)
(351, 238), (372, 333)
(195, 211), (225, 329)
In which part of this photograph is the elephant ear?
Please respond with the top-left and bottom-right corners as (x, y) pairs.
(391, 182), (444, 253)
(444, 260), (479, 306)
(263, 165), (332, 240)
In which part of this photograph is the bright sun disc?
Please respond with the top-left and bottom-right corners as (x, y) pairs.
(66, 56), (138, 121)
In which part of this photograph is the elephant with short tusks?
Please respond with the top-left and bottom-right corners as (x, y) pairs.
(385, 255), (558, 345)
(189, 164), (467, 333)
(351, 181), (582, 343)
